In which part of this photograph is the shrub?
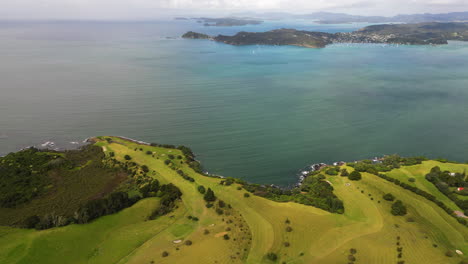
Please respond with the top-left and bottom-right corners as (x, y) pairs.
(391, 200), (407, 216)
(244, 193), (250, 198)
(223, 234), (230, 240)
(348, 255), (356, 261)
(216, 208), (224, 215)
(124, 155), (132, 160)
(408, 177), (416, 182)
(164, 159), (171, 165)
(23, 215), (41, 229)
(266, 252), (278, 261)
(204, 229), (210, 235)
(141, 165), (149, 173)
(284, 242), (290, 247)
(383, 193), (395, 201)
(162, 251), (169, 257)
(350, 248), (357, 254)
(185, 240), (192, 246)
(340, 169), (349, 176)
(198, 185), (206, 194)
(218, 200), (226, 208)
(348, 171), (362, 181)
(286, 226), (293, 232)
(145, 150), (152, 155)
(446, 251), (454, 257)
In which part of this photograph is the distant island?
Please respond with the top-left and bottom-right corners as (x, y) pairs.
(182, 22), (468, 48)
(192, 17), (263, 27)
(231, 11), (468, 24)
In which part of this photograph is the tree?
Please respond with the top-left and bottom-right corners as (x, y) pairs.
(348, 171), (362, 181)
(383, 193), (395, 201)
(141, 165), (149, 173)
(391, 200), (407, 216)
(124, 155), (132, 160)
(204, 188), (216, 202)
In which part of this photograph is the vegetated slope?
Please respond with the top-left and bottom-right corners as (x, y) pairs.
(0, 136), (467, 264)
(0, 145), (129, 226)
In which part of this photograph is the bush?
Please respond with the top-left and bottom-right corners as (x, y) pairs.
(23, 215), (41, 229)
(185, 240), (192, 246)
(348, 255), (356, 261)
(266, 252), (278, 261)
(284, 242), (290, 247)
(391, 200), (407, 216)
(244, 193), (250, 198)
(383, 193), (395, 201)
(340, 169), (349, 176)
(145, 150), (152, 155)
(124, 155), (132, 160)
(408, 177), (416, 182)
(350, 248), (357, 254)
(223, 234), (230, 240)
(218, 200), (226, 208)
(286, 226), (293, 232)
(162, 251), (169, 257)
(348, 171), (362, 181)
(141, 165), (149, 173)
(198, 185), (206, 194)
(446, 251), (454, 257)
(216, 208), (224, 215)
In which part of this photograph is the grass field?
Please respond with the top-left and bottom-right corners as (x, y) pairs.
(0, 136), (467, 264)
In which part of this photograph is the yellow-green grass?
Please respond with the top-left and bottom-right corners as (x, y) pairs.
(386, 161), (468, 211)
(1, 137), (467, 264)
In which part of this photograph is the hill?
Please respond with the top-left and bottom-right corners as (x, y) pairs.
(0, 136), (467, 264)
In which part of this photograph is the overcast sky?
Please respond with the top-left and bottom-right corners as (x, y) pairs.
(1, 0), (467, 20)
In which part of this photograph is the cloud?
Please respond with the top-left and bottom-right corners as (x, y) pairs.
(1, 0), (467, 19)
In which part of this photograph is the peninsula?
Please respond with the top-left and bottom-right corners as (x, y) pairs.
(1, 136), (468, 264)
(182, 22), (468, 48)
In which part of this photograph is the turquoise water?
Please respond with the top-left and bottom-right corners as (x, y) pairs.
(1, 20), (467, 185)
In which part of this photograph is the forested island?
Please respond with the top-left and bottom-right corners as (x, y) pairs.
(182, 22), (468, 48)
(1, 136), (468, 264)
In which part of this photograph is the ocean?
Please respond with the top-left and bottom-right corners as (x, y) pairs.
(1, 19), (467, 185)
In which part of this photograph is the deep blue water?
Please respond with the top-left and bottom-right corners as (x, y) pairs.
(0, 20), (467, 185)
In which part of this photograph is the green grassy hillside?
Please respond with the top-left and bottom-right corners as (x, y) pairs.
(0, 136), (467, 264)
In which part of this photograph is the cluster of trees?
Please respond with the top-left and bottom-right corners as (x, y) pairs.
(240, 173), (344, 214)
(347, 155), (426, 175)
(425, 166), (468, 215)
(24, 191), (140, 229)
(0, 147), (55, 207)
(148, 183), (182, 219)
(374, 173), (468, 226)
(176, 169), (195, 182)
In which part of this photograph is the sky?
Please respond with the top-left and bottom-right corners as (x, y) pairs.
(1, 0), (467, 20)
